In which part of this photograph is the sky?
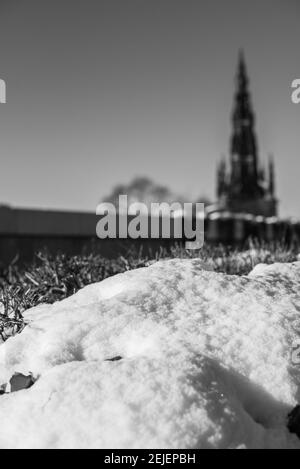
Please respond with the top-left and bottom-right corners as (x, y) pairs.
(0, 0), (299, 217)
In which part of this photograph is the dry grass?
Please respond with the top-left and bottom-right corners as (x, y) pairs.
(0, 240), (299, 341)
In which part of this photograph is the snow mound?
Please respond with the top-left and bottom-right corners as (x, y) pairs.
(1, 259), (300, 449)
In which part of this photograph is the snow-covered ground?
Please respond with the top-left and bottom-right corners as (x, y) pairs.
(0, 259), (300, 449)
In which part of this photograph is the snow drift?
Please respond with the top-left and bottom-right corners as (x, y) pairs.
(0, 259), (300, 449)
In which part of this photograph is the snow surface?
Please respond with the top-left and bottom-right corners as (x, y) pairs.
(0, 259), (300, 449)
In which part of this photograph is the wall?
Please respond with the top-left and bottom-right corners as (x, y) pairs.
(0, 206), (299, 266)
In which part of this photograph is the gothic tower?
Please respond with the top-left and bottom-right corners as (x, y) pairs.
(217, 52), (277, 217)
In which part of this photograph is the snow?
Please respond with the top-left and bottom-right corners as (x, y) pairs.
(0, 259), (300, 449)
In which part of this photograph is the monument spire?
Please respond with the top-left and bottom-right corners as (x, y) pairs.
(215, 52), (277, 217)
(230, 51), (259, 196)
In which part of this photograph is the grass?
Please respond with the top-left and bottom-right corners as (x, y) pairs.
(0, 240), (299, 341)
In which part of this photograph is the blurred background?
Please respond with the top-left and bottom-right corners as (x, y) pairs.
(0, 0), (299, 214)
(0, 0), (299, 264)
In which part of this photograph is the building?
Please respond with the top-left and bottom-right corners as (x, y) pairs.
(214, 52), (277, 217)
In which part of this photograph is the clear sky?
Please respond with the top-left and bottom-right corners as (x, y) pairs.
(0, 0), (299, 217)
